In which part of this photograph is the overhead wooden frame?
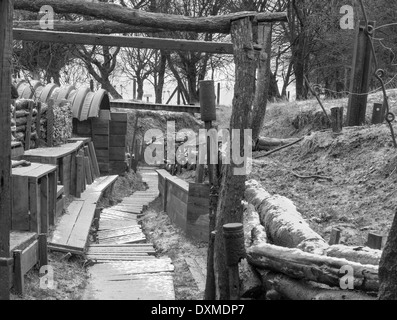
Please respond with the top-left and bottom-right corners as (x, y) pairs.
(14, 0), (288, 34)
(13, 29), (234, 54)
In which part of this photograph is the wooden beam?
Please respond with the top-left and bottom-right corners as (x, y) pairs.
(13, 29), (234, 54)
(110, 100), (201, 114)
(14, 0), (288, 34)
(346, 20), (375, 126)
(13, 20), (167, 35)
(0, 0), (13, 301)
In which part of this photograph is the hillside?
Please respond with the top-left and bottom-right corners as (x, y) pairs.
(250, 91), (397, 247)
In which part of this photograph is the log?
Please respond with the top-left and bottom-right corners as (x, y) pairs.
(255, 137), (300, 151)
(14, 29), (234, 55)
(243, 201), (264, 247)
(14, 0), (288, 34)
(239, 259), (263, 299)
(245, 180), (329, 255)
(325, 245), (381, 266)
(248, 243), (379, 292)
(258, 270), (376, 300)
(14, 20), (167, 34)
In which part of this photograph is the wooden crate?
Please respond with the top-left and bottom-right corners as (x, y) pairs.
(22, 142), (84, 197)
(12, 163), (58, 234)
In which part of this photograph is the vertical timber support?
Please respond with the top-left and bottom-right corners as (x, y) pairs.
(251, 22), (273, 143)
(200, 80), (219, 300)
(346, 20), (375, 126)
(0, 0), (13, 301)
(214, 16), (256, 300)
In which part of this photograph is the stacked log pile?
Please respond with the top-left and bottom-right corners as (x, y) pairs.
(240, 179), (381, 300)
(10, 99), (73, 149)
(11, 99), (38, 149)
(40, 100), (73, 146)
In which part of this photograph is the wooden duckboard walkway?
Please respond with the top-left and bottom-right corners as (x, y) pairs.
(83, 167), (175, 300)
(49, 175), (119, 254)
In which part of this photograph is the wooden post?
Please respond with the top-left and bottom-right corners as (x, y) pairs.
(47, 99), (55, 147)
(331, 107), (344, 134)
(329, 228), (341, 245)
(223, 223), (246, 300)
(24, 100), (34, 150)
(367, 233), (383, 250)
(0, 0), (13, 301)
(35, 102), (42, 140)
(372, 102), (386, 125)
(38, 234), (48, 267)
(214, 16), (257, 300)
(346, 21), (375, 126)
(217, 83), (221, 106)
(251, 22), (273, 143)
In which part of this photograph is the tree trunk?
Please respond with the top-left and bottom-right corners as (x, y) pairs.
(214, 17), (257, 300)
(248, 243), (379, 292)
(136, 78), (144, 100)
(101, 79), (122, 99)
(155, 52), (167, 104)
(251, 23), (272, 143)
(379, 210), (397, 300)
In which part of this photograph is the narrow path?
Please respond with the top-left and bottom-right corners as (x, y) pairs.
(83, 167), (176, 300)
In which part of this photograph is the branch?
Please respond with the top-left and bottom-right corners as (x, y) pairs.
(254, 138), (304, 158)
(290, 171), (333, 182)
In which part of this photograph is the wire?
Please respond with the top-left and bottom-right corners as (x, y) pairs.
(374, 22), (397, 31)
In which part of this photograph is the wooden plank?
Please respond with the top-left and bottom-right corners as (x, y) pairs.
(76, 120), (92, 136)
(110, 135), (127, 148)
(40, 175), (49, 234)
(13, 250), (24, 295)
(84, 156), (93, 185)
(24, 101), (34, 150)
(28, 181), (40, 233)
(93, 135), (110, 149)
(75, 155), (84, 198)
(110, 113), (128, 122)
(98, 163), (110, 174)
(14, 29), (234, 54)
(88, 142), (101, 178)
(86, 255), (155, 261)
(110, 121), (127, 135)
(111, 100), (201, 114)
(12, 176), (29, 231)
(91, 118), (110, 135)
(70, 152), (77, 196)
(62, 154), (72, 195)
(48, 170), (57, 226)
(50, 201), (84, 246)
(109, 147), (125, 161)
(20, 240), (39, 275)
(84, 146), (96, 181)
(67, 202), (97, 250)
(38, 234), (48, 267)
